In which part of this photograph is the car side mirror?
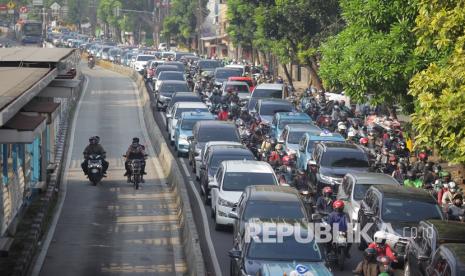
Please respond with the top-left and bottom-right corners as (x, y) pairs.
(228, 249), (241, 259)
(364, 209), (375, 217)
(208, 182), (219, 189)
(166, 113), (172, 119)
(418, 255), (429, 262)
(299, 146), (305, 152)
(311, 213), (322, 221)
(228, 211), (239, 219)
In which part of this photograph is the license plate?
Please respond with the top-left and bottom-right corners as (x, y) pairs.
(91, 169), (99, 173)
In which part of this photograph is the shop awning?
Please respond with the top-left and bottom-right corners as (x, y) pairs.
(22, 101), (61, 123)
(0, 113), (47, 143)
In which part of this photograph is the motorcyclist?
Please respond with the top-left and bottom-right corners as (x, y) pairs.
(368, 231), (398, 263)
(411, 151), (428, 175)
(442, 181), (461, 205)
(353, 248), (379, 276)
(326, 200), (351, 258)
(331, 105), (341, 123)
(446, 195), (465, 221)
(268, 144), (284, 167)
(217, 104), (229, 121)
(392, 162), (407, 184)
(81, 136), (108, 176)
(293, 169), (308, 190)
(209, 89), (222, 106)
(316, 187), (334, 214)
(337, 122), (348, 138)
(403, 171), (422, 188)
(395, 141), (410, 159)
(436, 171), (451, 204)
(124, 137), (147, 182)
(383, 156), (398, 175)
(259, 135), (274, 160)
(239, 109), (253, 126)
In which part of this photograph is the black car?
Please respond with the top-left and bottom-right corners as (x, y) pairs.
(358, 185), (444, 261)
(228, 185), (312, 245)
(200, 147), (255, 204)
(251, 99), (295, 125)
(308, 142), (370, 192)
(164, 61), (185, 72)
(229, 219), (329, 276)
(197, 59), (222, 74)
(188, 121), (241, 178)
(213, 68), (242, 86)
(405, 220), (465, 276)
(155, 80), (190, 110)
(425, 243), (465, 276)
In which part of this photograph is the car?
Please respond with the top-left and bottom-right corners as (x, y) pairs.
(198, 141), (246, 180)
(221, 81), (250, 101)
(165, 92), (202, 125)
(155, 80), (190, 111)
(174, 112), (215, 156)
(163, 61), (185, 72)
(337, 172), (400, 223)
(229, 185), (311, 242)
(271, 112), (313, 139)
(146, 60), (165, 79)
(155, 71), (186, 93)
(358, 185), (444, 261)
(247, 83), (285, 110)
(153, 65), (179, 89)
(228, 76), (255, 92)
(213, 68), (243, 87)
(133, 54), (155, 72)
(200, 147), (255, 204)
(197, 59), (222, 74)
(225, 64), (246, 76)
(251, 99), (295, 125)
(404, 220), (465, 276)
(229, 219), (331, 276)
(296, 131), (346, 171)
(308, 142), (369, 192)
(425, 243), (465, 276)
(280, 124), (321, 155)
(187, 121), (241, 179)
(209, 160), (279, 229)
(167, 102), (209, 143)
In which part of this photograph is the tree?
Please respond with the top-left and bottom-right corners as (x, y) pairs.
(409, 0), (465, 163)
(319, 0), (421, 111)
(226, 0), (258, 59)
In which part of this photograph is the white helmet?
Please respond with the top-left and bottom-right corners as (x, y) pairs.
(448, 181), (457, 192)
(338, 122), (347, 131)
(374, 231), (388, 245)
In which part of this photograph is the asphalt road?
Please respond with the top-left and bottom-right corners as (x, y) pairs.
(36, 66), (186, 275)
(144, 81), (364, 276)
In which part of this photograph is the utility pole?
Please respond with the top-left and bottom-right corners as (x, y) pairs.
(197, 0), (203, 55)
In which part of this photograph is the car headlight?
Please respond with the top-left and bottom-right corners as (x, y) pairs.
(218, 197), (235, 208)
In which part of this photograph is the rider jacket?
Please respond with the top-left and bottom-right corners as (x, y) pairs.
(368, 243), (397, 262)
(125, 145), (146, 160)
(83, 144), (106, 159)
(327, 211), (348, 232)
(316, 196), (334, 213)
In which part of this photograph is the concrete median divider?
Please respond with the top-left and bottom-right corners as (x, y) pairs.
(96, 60), (206, 276)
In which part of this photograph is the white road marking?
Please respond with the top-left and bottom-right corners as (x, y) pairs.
(180, 158), (222, 276)
(31, 76), (90, 276)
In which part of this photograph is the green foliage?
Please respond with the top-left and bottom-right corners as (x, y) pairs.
(409, 0), (465, 163)
(319, 0), (421, 107)
(226, 0), (257, 48)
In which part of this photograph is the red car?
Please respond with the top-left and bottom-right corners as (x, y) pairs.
(228, 76), (255, 92)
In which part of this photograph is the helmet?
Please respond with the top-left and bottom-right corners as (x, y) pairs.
(406, 171), (416, 180)
(337, 122), (347, 131)
(282, 155), (291, 166)
(94, 136), (100, 143)
(433, 164), (442, 174)
(360, 137), (369, 145)
(389, 156), (397, 162)
(323, 186), (333, 196)
(399, 141), (406, 148)
(89, 136), (98, 144)
(448, 181), (457, 192)
(332, 200), (344, 210)
(132, 137), (140, 143)
(418, 151), (428, 160)
(374, 231), (387, 245)
(275, 144), (283, 151)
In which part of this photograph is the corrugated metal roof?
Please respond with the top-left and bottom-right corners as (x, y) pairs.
(2, 113), (46, 131)
(0, 48), (75, 62)
(0, 67), (50, 111)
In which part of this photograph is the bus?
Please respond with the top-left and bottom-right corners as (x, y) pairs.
(15, 20), (43, 45)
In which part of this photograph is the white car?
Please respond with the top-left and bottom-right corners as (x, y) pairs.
(196, 141), (244, 180)
(133, 54), (155, 72)
(337, 172), (400, 223)
(167, 102), (208, 143)
(210, 160), (279, 230)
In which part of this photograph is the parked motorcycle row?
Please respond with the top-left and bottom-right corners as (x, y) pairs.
(85, 42), (465, 275)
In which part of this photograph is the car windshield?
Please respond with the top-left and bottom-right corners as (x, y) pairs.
(156, 67), (178, 75)
(247, 236), (322, 262)
(252, 89), (282, 98)
(224, 84), (249, 93)
(181, 119), (202, 130)
(215, 70), (241, 79)
(209, 154), (254, 174)
(288, 131), (306, 144)
(260, 104), (293, 116)
(279, 119), (311, 129)
(198, 127), (239, 143)
(159, 83), (189, 94)
(321, 151), (369, 168)
(159, 72), (184, 81)
(137, 55), (154, 61)
(243, 201), (305, 220)
(222, 172), (276, 191)
(199, 60), (221, 69)
(175, 108), (208, 119)
(382, 197), (443, 222)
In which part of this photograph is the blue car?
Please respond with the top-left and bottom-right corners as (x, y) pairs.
(174, 112), (215, 156)
(279, 124), (321, 155)
(271, 112), (313, 138)
(296, 130), (345, 171)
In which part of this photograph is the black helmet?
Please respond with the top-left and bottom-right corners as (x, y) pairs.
(270, 137), (278, 147)
(433, 164), (442, 174)
(132, 137), (140, 143)
(89, 136), (97, 144)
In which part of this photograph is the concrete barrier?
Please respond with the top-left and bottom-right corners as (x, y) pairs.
(97, 60), (206, 276)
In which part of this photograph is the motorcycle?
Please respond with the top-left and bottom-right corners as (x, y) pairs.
(87, 154), (104, 185)
(88, 57), (95, 69)
(325, 230), (348, 271)
(124, 154), (146, 190)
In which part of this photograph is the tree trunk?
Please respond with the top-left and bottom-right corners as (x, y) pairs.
(254, 48), (261, 65)
(282, 63), (293, 86)
(304, 56), (324, 91)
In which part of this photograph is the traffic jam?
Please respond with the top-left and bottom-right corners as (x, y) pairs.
(94, 46), (464, 276)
